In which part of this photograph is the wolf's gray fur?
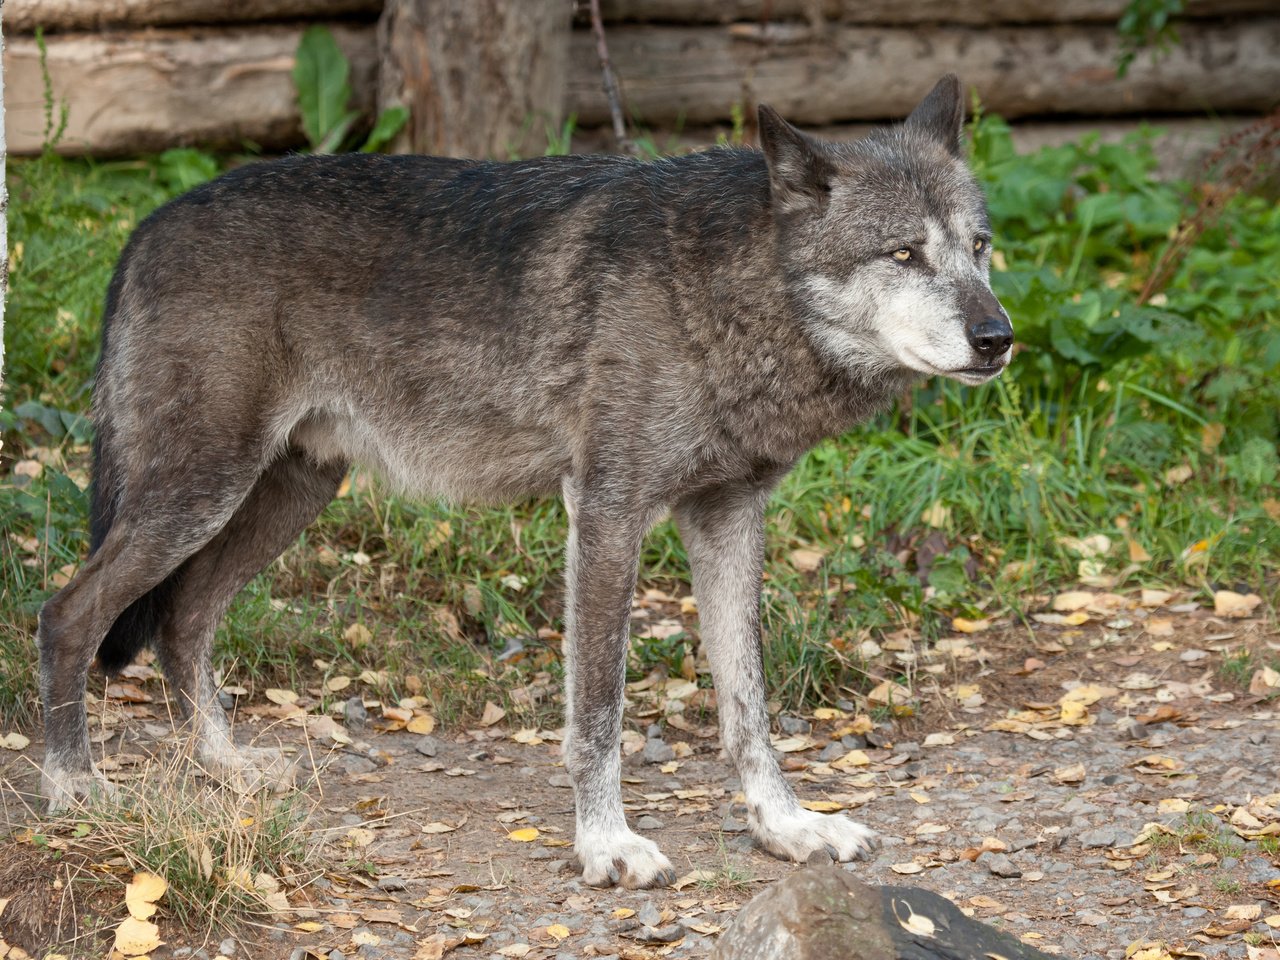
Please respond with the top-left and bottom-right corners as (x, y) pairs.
(38, 75), (1010, 887)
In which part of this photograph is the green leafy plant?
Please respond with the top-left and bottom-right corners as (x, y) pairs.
(292, 26), (409, 154)
(1116, 0), (1186, 77)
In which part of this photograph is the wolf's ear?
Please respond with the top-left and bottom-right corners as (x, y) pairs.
(904, 74), (965, 157)
(758, 104), (834, 215)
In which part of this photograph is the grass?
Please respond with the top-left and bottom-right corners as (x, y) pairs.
(2, 112), (1278, 727)
(5, 749), (316, 948)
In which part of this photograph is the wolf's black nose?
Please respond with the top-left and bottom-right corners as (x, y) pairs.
(967, 316), (1013, 360)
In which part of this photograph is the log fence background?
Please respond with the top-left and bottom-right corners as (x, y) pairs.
(2, 0), (1277, 157)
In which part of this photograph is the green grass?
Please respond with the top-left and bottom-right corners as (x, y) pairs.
(2, 114), (1278, 725)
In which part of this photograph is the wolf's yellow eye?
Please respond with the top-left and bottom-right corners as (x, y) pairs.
(892, 248), (912, 262)
(973, 238), (987, 253)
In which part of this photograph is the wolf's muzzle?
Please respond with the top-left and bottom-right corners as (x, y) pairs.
(966, 315), (1013, 360)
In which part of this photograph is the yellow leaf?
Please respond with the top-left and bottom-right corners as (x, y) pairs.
(951, 617), (991, 634)
(264, 688), (299, 706)
(612, 908), (636, 919)
(789, 548), (826, 572)
(831, 749), (870, 769)
(125, 872), (168, 921)
(921, 501), (950, 528)
(801, 800), (843, 812)
(407, 714), (436, 735)
(295, 921), (324, 932)
(1200, 422), (1225, 453)
(1158, 798), (1190, 814)
(1127, 539), (1152, 563)
(812, 707), (846, 721)
(1059, 701), (1088, 725)
(325, 675), (352, 693)
(113, 916), (162, 956)
(1052, 591), (1094, 612)
(672, 869), (717, 890)
(547, 924), (571, 940)
(0, 732), (31, 751)
(479, 701), (506, 727)
(890, 862), (924, 875)
(512, 728), (543, 745)
(894, 899), (936, 937)
(344, 623), (373, 646)
(1214, 590), (1261, 618)
(507, 827), (540, 842)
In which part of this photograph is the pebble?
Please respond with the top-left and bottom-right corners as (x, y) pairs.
(219, 939), (237, 957)
(548, 773), (574, 788)
(644, 738), (676, 764)
(1079, 825), (1124, 848)
(778, 715), (811, 735)
(986, 853), (1022, 878)
(636, 901), (663, 927)
(376, 876), (406, 892)
(343, 695), (369, 728)
(414, 736), (440, 757)
(637, 814), (665, 830)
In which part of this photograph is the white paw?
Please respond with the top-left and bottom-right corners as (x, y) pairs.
(202, 744), (297, 794)
(750, 808), (879, 862)
(577, 828), (677, 889)
(42, 764), (116, 813)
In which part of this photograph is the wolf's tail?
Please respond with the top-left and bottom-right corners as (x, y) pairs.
(89, 265), (181, 675)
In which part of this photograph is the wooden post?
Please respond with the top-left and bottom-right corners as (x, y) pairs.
(376, 0), (572, 159)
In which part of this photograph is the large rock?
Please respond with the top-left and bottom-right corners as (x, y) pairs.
(712, 864), (1056, 960)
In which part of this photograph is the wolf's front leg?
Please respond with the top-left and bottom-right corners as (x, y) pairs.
(561, 486), (677, 889)
(675, 482), (879, 863)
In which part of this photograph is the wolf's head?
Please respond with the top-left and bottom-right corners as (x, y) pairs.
(760, 75), (1012, 386)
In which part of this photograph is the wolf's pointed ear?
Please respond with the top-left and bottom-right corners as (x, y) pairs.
(758, 104), (834, 215)
(904, 74), (965, 158)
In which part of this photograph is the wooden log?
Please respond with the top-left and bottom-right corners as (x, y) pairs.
(375, 0), (571, 158)
(595, 0), (1280, 25)
(2, 25), (376, 155)
(7, 0), (1277, 33)
(3, 0), (382, 34)
(5, 18), (1277, 156)
(566, 18), (1280, 125)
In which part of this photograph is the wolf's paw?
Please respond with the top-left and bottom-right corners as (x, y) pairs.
(577, 828), (677, 889)
(751, 808), (879, 863)
(204, 744), (297, 794)
(42, 764), (115, 813)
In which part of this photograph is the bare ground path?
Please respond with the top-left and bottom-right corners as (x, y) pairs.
(1, 610), (1278, 960)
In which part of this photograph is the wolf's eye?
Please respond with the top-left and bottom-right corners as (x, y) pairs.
(892, 248), (912, 262)
(973, 238), (987, 254)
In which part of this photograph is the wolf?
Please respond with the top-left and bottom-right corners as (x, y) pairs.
(37, 74), (1010, 887)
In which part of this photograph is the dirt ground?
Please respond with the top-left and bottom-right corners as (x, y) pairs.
(1, 599), (1278, 960)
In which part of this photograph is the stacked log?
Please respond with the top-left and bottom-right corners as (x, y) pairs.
(2, 0), (1278, 155)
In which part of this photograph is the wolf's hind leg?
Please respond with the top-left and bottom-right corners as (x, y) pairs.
(562, 484), (677, 889)
(39, 465), (263, 811)
(155, 450), (347, 786)
(675, 481), (879, 864)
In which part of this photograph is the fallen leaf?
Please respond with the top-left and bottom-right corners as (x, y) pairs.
(1225, 905), (1262, 921)
(789, 548), (826, 572)
(124, 871), (168, 920)
(264, 688), (299, 706)
(890, 862), (924, 875)
(497, 945), (531, 958)
(1052, 591), (1095, 612)
(1214, 591), (1262, 618)
(0, 733), (30, 751)
(113, 916), (162, 956)
(673, 870), (717, 890)
(479, 702), (506, 727)
(407, 714), (436, 735)
(951, 617), (991, 634)
(507, 827), (540, 842)
(800, 800), (843, 812)
(547, 924), (571, 940)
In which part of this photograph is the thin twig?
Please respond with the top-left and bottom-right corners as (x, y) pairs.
(586, 0), (633, 154)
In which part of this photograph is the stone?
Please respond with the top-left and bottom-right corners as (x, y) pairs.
(637, 815), (665, 830)
(711, 865), (1055, 960)
(637, 901), (663, 927)
(1078, 826), (1123, 849)
(779, 715), (812, 736)
(414, 736), (440, 757)
(343, 695), (369, 728)
(376, 876), (406, 892)
(986, 853), (1022, 878)
(644, 738), (676, 764)
(219, 939), (237, 957)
